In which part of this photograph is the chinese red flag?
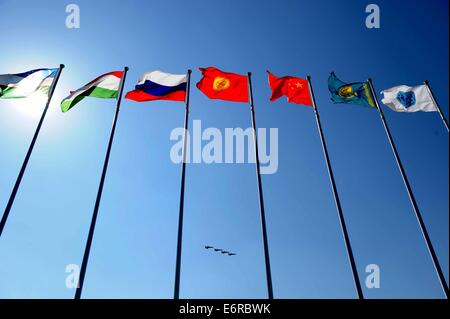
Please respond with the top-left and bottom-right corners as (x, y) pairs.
(196, 67), (249, 103)
(267, 71), (312, 106)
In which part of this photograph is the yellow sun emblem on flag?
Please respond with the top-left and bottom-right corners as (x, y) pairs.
(213, 77), (231, 91)
(338, 85), (358, 98)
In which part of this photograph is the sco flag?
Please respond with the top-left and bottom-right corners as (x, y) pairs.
(61, 71), (123, 112)
(328, 72), (375, 108)
(126, 70), (187, 102)
(267, 71), (312, 106)
(196, 67), (248, 103)
(381, 85), (436, 112)
(0, 68), (57, 99)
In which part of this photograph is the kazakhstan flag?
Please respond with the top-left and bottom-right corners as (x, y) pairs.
(328, 72), (375, 108)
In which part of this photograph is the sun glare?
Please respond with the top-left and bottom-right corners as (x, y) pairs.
(14, 93), (47, 119)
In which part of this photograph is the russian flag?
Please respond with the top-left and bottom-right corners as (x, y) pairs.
(125, 70), (187, 102)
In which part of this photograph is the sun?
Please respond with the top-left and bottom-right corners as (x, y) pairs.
(14, 93), (48, 119)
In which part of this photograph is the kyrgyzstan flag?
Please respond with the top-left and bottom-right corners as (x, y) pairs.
(196, 67), (249, 103)
(267, 71), (312, 106)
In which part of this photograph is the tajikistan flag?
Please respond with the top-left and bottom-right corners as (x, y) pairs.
(0, 68), (57, 99)
(61, 71), (123, 112)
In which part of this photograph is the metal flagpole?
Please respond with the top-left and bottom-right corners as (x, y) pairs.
(423, 80), (449, 133)
(306, 75), (364, 299)
(247, 72), (274, 299)
(74, 66), (129, 299)
(0, 64), (65, 239)
(368, 78), (449, 299)
(173, 69), (192, 299)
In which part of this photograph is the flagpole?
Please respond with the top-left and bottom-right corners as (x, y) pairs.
(306, 75), (364, 299)
(368, 78), (449, 299)
(173, 69), (192, 299)
(74, 66), (129, 299)
(0, 64), (64, 239)
(247, 72), (274, 299)
(423, 80), (449, 132)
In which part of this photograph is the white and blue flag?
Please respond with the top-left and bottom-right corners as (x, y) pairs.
(381, 84), (436, 113)
(0, 68), (57, 99)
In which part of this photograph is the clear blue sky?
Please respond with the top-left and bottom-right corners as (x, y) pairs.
(0, 0), (448, 298)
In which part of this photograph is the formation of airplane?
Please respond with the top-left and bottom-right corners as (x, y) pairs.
(204, 245), (237, 256)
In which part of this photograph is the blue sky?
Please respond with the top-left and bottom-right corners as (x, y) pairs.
(0, 0), (448, 298)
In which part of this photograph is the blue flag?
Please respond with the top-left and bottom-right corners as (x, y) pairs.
(328, 72), (375, 108)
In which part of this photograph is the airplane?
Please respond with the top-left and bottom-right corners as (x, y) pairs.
(228, 253), (237, 256)
(214, 248), (222, 252)
(221, 251), (230, 254)
(205, 246), (213, 249)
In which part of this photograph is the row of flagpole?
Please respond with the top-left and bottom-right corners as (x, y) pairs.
(307, 76), (364, 299)
(0, 65), (448, 299)
(173, 71), (275, 299)
(367, 78), (448, 299)
(248, 72), (274, 299)
(0, 65), (65, 237)
(173, 70), (192, 299)
(75, 67), (129, 299)
(424, 80), (449, 132)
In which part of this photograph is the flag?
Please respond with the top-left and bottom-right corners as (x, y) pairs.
(61, 71), (123, 112)
(328, 72), (375, 108)
(196, 67), (248, 103)
(0, 68), (57, 99)
(125, 70), (187, 102)
(381, 84), (436, 112)
(267, 71), (312, 106)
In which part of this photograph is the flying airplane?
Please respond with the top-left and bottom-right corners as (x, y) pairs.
(205, 246), (213, 249)
(221, 251), (229, 254)
(214, 248), (222, 252)
(228, 253), (237, 256)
